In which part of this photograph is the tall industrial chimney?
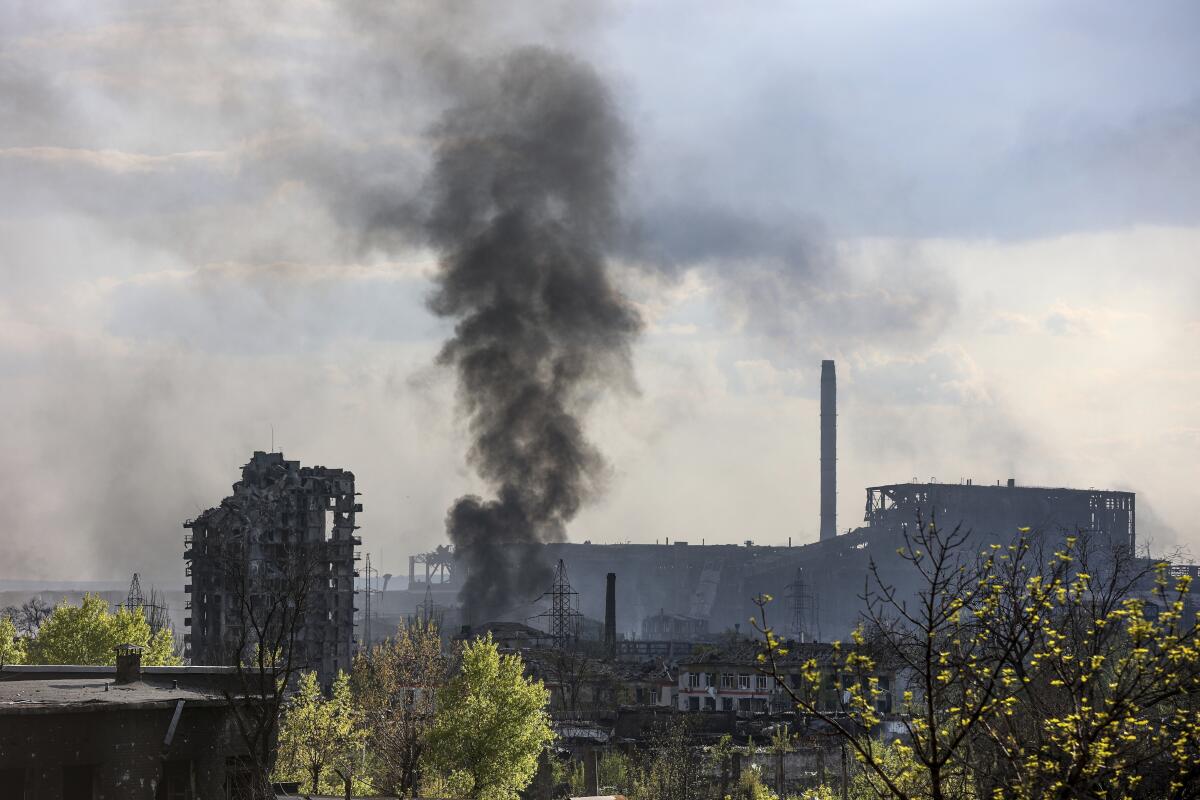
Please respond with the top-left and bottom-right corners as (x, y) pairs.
(820, 360), (837, 541)
(604, 573), (616, 660)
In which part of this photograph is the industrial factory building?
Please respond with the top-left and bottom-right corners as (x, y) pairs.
(393, 479), (1137, 643)
(389, 359), (1139, 643)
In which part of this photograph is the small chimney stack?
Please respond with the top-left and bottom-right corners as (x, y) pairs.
(604, 573), (617, 660)
(114, 643), (142, 684)
(820, 360), (837, 541)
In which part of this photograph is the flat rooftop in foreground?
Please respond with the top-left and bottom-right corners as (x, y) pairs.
(0, 678), (230, 713)
(0, 664), (245, 714)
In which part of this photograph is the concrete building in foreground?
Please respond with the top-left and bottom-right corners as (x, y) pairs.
(0, 650), (261, 799)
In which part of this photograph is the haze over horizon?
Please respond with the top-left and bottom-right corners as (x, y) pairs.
(2, 0), (1198, 583)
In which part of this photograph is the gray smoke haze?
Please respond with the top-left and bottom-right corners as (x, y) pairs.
(624, 204), (958, 357)
(425, 48), (640, 617)
(1, 2), (1197, 583)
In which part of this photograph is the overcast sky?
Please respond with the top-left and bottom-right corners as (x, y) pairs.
(1, 0), (1197, 583)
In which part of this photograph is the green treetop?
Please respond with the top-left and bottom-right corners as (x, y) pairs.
(424, 633), (554, 800)
(27, 593), (180, 666)
(0, 615), (26, 666)
(275, 670), (366, 795)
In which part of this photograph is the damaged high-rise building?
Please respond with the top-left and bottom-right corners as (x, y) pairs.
(183, 452), (361, 684)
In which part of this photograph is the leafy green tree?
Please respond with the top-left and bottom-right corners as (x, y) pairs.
(27, 594), (181, 666)
(275, 670), (367, 795)
(28, 594), (114, 665)
(0, 615), (26, 665)
(424, 634), (554, 800)
(111, 605), (179, 666)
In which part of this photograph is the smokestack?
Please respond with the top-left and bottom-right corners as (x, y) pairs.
(604, 572), (616, 660)
(820, 360), (837, 541)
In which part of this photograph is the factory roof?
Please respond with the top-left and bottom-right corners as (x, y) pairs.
(459, 620), (552, 643)
(867, 481), (1134, 496)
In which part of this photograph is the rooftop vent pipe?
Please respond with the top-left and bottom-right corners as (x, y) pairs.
(115, 643), (142, 684)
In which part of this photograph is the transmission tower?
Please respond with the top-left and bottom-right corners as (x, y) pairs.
(120, 573), (170, 633)
(537, 559), (582, 649)
(124, 573), (146, 611)
(787, 568), (820, 643)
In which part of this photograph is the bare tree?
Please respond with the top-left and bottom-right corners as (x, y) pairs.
(3, 596), (52, 637)
(217, 530), (327, 800)
(754, 516), (1200, 800)
(540, 642), (605, 720)
(145, 586), (173, 635)
(351, 619), (447, 796)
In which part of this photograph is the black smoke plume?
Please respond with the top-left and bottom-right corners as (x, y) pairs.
(426, 48), (641, 619)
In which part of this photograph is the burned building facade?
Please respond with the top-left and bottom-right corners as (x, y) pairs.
(184, 452), (361, 683)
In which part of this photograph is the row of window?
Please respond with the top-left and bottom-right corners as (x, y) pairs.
(685, 695), (769, 712)
(684, 671), (770, 690)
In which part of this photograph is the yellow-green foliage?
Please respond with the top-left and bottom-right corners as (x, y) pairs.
(0, 615), (26, 665)
(738, 765), (779, 800)
(754, 526), (1200, 800)
(27, 594), (179, 666)
(424, 634), (554, 800)
(275, 670), (368, 795)
(850, 739), (976, 800)
(992, 555), (1200, 799)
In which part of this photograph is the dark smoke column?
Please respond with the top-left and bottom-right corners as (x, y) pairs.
(426, 48), (641, 621)
(820, 360), (836, 541)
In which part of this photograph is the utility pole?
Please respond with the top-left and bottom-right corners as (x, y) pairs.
(840, 740), (849, 800)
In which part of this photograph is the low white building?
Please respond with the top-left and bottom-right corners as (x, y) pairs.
(676, 641), (898, 717)
(677, 663), (775, 713)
